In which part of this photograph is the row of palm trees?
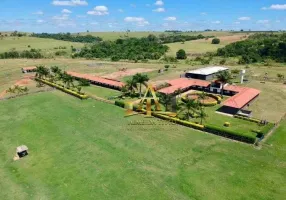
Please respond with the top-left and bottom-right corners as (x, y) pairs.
(35, 65), (83, 94)
(6, 85), (29, 95)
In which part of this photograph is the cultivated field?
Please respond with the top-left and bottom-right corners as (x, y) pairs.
(0, 91), (285, 200)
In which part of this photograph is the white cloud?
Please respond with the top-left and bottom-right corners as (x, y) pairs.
(262, 4), (286, 10)
(62, 9), (72, 13)
(276, 20), (281, 23)
(90, 22), (98, 25)
(124, 17), (149, 26)
(130, 4), (136, 8)
(76, 15), (86, 18)
(118, 9), (124, 13)
(212, 21), (221, 24)
(200, 12), (207, 16)
(33, 11), (44, 15)
(238, 17), (251, 21)
(234, 21), (240, 24)
(37, 19), (45, 23)
(155, 1), (164, 6)
(153, 8), (165, 12)
(52, 14), (69, 20)
(52, 0), (88, 6)
(164, 17), (176, 21)
(257, 20), (270, 24)
(87, 6), (109, 16)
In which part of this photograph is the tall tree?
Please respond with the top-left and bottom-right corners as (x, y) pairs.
(133, 73), (149, 97)
(216, 70), (232, 97)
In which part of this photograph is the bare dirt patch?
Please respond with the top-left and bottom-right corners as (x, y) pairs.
(14, 78), (32, 86)
(103, 68), (155, 79)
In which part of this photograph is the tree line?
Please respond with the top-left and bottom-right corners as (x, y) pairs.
(159, 34), (214, 44)
(0, 49), (44, 59)
(30, 33), (102, 43)
(217, 33), (286, 63)
(73, 35), (169, 61)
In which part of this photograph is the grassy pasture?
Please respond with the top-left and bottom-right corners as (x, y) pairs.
(0, 91), (286, 199)
(0, 36), (84, 55)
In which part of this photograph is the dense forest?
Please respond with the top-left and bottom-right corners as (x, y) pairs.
(0, 49), (44, 59)
(73, 35), (169, 61)
(30, 33), (102, 43)
(217, 33), (286, 63)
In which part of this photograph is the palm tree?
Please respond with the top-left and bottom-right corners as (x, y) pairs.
(198, 107), (207, 125)
(158, 93), (172, 111)
(6, 87), (15, 94)
(133, 73), (149, 97)
(125, 78), (138, 96)
(51, 66), (62, 81)
(216, 70), (232, 97)
(179, 98), (199, 120)
(62, 72), (74, 88)
(198, 92), (207, 105)
(36, 65), (50, 79)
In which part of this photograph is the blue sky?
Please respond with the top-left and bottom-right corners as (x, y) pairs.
(0, 0), (285, 32)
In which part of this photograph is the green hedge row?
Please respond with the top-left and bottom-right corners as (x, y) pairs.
(35, 78), (88, 99)
(234, 115), (261, 123)
(152, 112), (204, 130)
(114, 100), (257, 143)
(204, 124), (256, 144)
(115, 100), (125, 108)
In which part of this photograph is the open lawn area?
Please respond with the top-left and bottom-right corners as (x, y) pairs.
(0, 37), (83, 56)
(0, 91), (286, 200)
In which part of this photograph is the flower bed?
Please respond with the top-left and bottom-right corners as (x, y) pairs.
(181, 92), (221, 106)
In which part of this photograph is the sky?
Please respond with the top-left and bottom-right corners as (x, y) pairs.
(0, 0), (285, 33)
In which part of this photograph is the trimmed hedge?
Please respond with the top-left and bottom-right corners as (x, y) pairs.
(152, 113), (204, 130)
(234, 115), (261, 123)
(35, 78), (88, 99)
(204, 124), (256, 144)
(115, 100), (125, 108)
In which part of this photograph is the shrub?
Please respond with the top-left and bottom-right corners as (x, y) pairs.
(55, 51), (67, 56)
(224, 122), (231, 127)
(220, 59), (226, 65)
(212, 38), (220, 44)
(176, 49), (187, 59)
(111, 55), (120, 62)
(78, 78), (90, 86)
(115, 100), (125, 108)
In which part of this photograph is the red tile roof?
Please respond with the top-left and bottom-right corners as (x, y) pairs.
(67, 71), (125, 88)
(158, 78), (210, 94)
(223, 86), (260, 109)
(158, 78), (260, 109)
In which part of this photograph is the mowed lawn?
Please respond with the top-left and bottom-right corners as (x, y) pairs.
(0, 91), (286, 200)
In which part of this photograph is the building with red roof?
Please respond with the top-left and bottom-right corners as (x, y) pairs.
(67, 71), (125, 90)
(158, 77), (260, 115)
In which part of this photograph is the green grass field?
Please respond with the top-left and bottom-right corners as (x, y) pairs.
(0, 36), (84, 55)
(0, 91), (285, 200)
